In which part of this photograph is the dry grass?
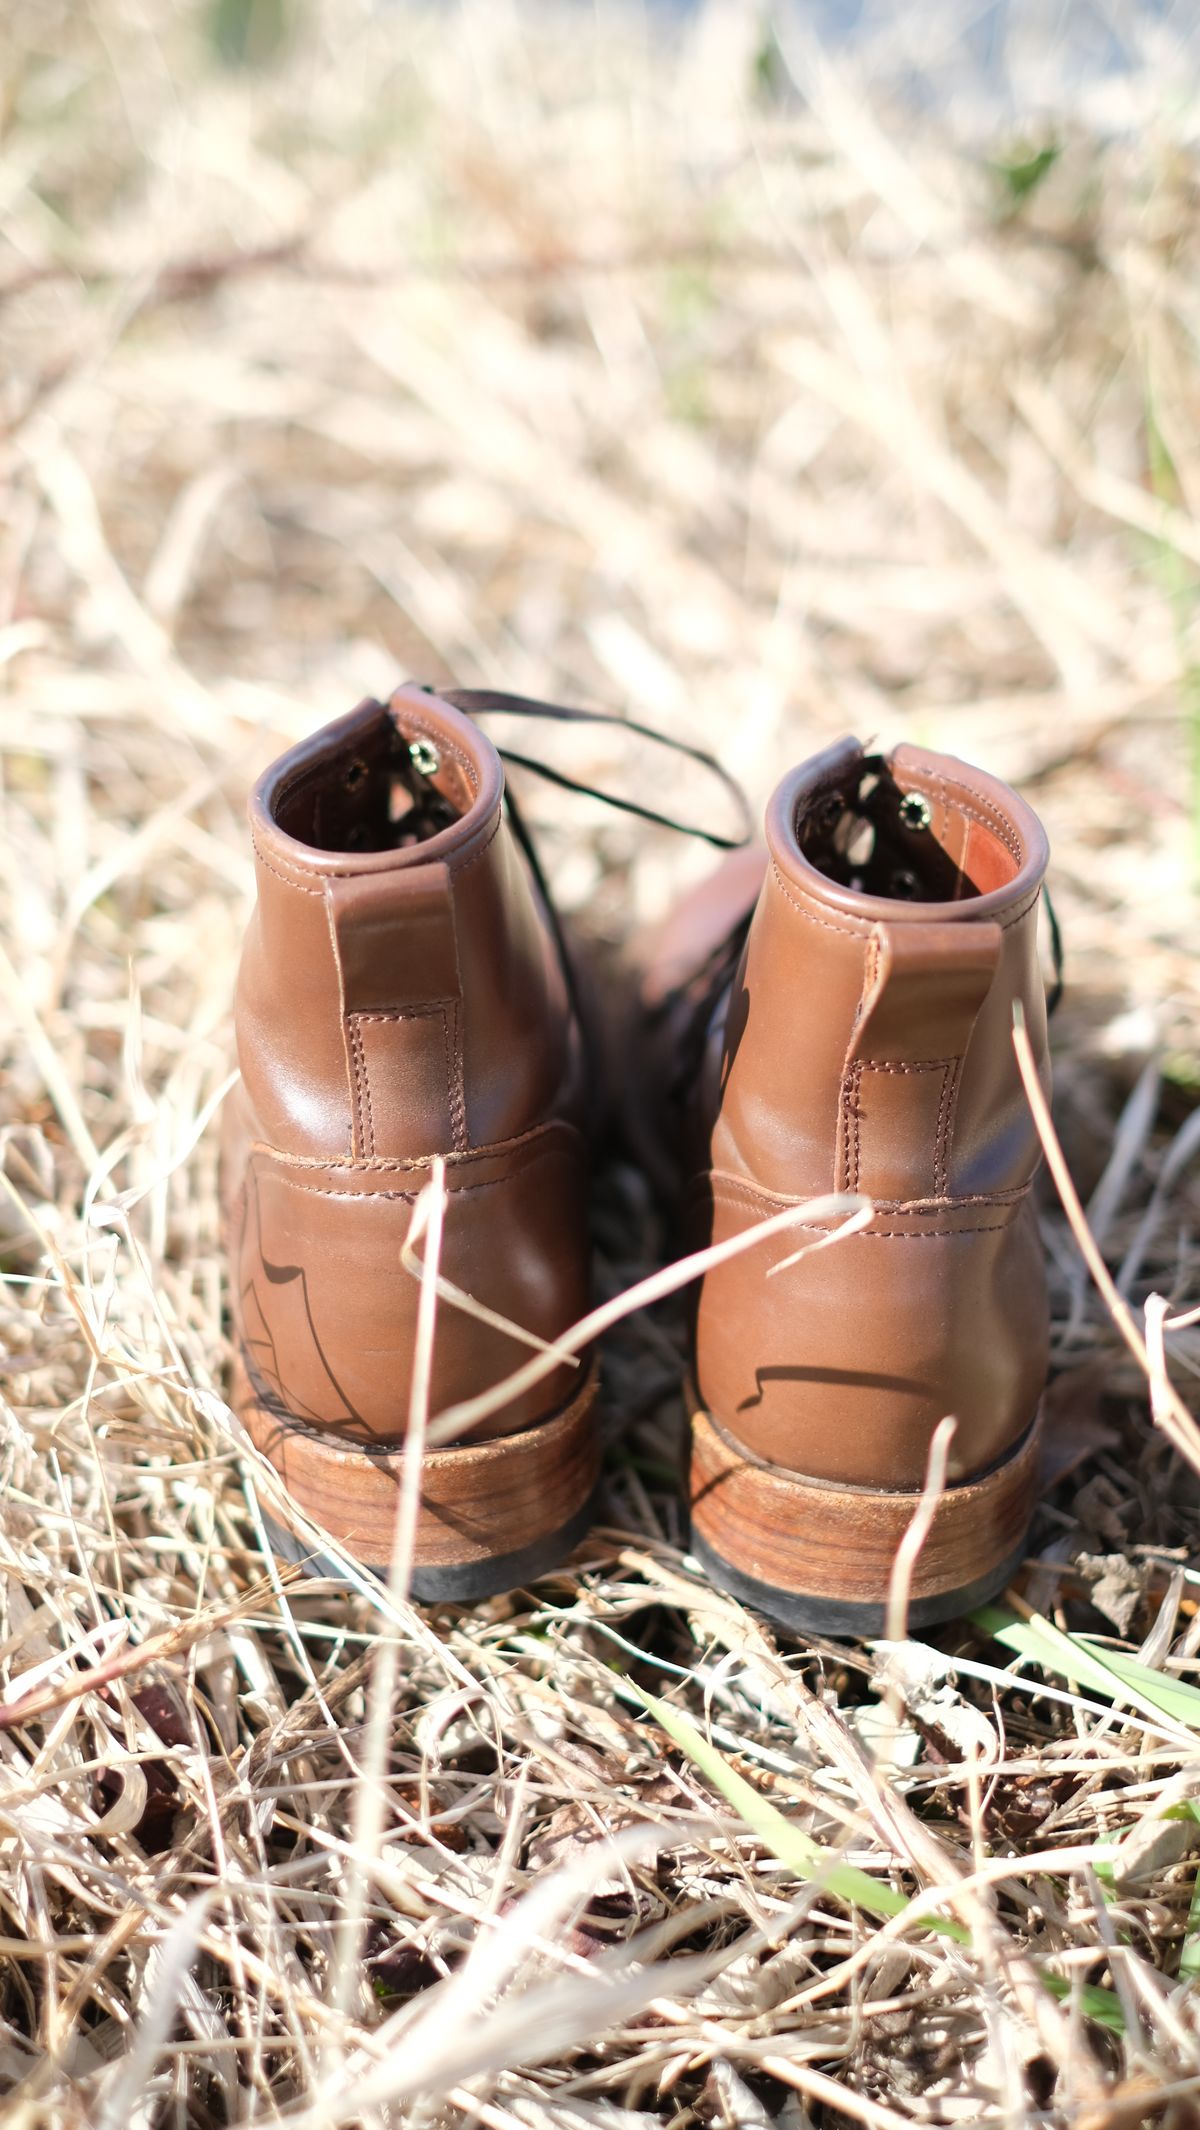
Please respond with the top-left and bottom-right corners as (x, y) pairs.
(2, 3), (1200, 2123)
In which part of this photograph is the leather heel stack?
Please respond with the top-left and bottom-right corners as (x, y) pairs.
(689, 1400), (1041, 1635)
(237, 1358), (599, 1599)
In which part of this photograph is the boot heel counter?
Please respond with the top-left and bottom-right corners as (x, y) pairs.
(695, 1181), (1046, 1490)
(231, 1125), (589, 1443)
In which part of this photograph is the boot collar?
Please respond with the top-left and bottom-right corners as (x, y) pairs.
(767, 735), (1048, 923)
(250, 685), (503, 884)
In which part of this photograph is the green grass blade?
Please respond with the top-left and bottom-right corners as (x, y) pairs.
(1180, 1866), (1200, 1987)
(1071, 1642), (1200, 1730)
(633, 1681), (965, 1944)
(631, 1680), (1126, 2030)
(1040, 1970), (1129, 2031)
(972, 1607), (1200, 1732)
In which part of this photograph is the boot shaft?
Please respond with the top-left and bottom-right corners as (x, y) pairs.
(714, 737), (1051, 1206)
(236, 685), (583, 1165)
(693, 736), (1052, 1497)
(225, 687), (591, 1458)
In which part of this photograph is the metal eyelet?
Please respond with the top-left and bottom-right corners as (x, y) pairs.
(409, 738), (441, 778)
(889, 867), (920, 899)
(898, 791), (932, 832)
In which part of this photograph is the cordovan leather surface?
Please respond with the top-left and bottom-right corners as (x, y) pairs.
(682, 738), (1052, 1492)
(225, 687), (590, 1448)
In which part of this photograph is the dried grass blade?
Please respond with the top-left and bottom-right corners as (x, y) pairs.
(1013, 1004), (1200, 1474)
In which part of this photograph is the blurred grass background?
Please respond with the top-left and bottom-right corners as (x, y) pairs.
(6, 0), (1200, 1053)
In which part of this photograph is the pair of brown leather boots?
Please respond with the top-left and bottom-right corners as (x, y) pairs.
(223, 683), (1051, 1633)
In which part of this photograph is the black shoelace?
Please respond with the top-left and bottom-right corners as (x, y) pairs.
(426, 687), (754, 1045)
(416, 688), (1063, 1080)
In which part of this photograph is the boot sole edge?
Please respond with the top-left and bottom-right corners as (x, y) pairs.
(261, 1489), (599, 1602)
(688, 1401), (1041, 1637)
(689, 1527), (1030, 1636)
(236, 1360), (599, 1595)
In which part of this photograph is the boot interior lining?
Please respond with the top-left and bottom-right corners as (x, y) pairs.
(796, 758), (1020, 903)
(274, 714), (471, 854)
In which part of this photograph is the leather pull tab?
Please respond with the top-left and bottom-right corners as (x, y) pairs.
(836, 920), (1001, 1201)
(326, 864), (461, 1014)
(326, 866), (465, 1159)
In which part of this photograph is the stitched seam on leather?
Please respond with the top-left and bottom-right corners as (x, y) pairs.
(323, 888), (355, 1156)
(348, 1017), (372, 1159)
(708, 1169), (1033, 1212)
(849, 1052), (954, 1199)
(837, 935), (870, 1187)
(850, 1062), (861, 1192)
(248, 1117), (582, 1172)
(250, 828), (498, 894)
(935, 769), (960, 877)
(937, 1055), (964, 1198)
(452, 807), (504, 875)
(858, 1057), (954, 1073)
(447, 998), (468, 1152)
(863, 1221), (1011, 1237)
(854, 1063), (864, 1189)
(946, 796), (1021, 863)
(719, 1211), (1013, 1240)
(440, 998), (459, 1153)
(247, 1131), (588, 1196)
(709, 1171), (1029, 1225)
(252, 837), (326, 895)
(251, 789), (498, 892)
(914, 760), (1024, 866)
(347, 1003), (462, 1156)
(935, 772), (1024, 863)
(774, 862), (873, 937)
(355, 1007), (446, 1021)
(771, 858), (1041, 937)
(933, 1058), (954, 1198)
(257, 1170), (552, 1203)
(837, 1060), (855, 1192)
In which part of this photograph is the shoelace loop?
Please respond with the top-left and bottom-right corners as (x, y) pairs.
(440, 686), (754, 850)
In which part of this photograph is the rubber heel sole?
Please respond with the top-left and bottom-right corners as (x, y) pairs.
(236, 1360), (599, 1601)
(689, 1403), (1041, 1637)
(261, 1492), (598, 1602)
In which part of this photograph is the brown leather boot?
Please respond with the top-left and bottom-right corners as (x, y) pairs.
(645, 737), (1052, 1634)
(223, 684), (598, 1597)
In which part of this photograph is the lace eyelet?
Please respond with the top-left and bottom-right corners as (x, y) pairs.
(898, 791), (932, 833)
(409, 738), (441, 778)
